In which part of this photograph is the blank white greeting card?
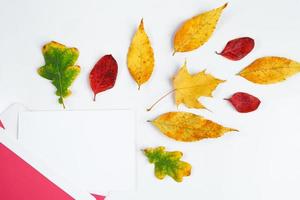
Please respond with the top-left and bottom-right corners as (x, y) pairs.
(18, 110), (135, 195)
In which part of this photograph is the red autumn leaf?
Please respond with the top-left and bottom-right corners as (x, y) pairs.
(225, 92), (261, 113)
(216, 37), (255, 61)
(89, 54), (118, 101)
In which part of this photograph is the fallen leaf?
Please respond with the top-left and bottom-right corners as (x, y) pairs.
(149, 112), (237, 142)
(173, 3), (227, 54)
(89, 54), (118, 101)
(143, 146), (191, 182)
(127, 19), (154, 89)
(225, 92), (261, 113)
(0, 120), (5, 129)
(38, 41), (80, 108)
(216, 37), (255, 61)
(238, 56), (300, 84)
(173, 61), (225, 109)
(147, 61), (224, 111)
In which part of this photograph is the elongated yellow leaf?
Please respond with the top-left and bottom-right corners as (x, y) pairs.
(127, 19), (154, 89)
(173, 3), (227, 54)
(238, 56), (300, 84)
(173, 61), (225, 109)
(150, 112), (237, 142)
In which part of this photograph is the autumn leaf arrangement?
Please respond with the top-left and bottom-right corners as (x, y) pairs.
(37, 3), (300, 182)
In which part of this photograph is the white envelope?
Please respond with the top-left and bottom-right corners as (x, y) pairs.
(0, 103), (136, 198)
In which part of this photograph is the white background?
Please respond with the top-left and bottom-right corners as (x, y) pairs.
(1, 0), (300, 199)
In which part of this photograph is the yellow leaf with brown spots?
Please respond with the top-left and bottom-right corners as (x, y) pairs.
(238, 56), (300, 84)
(127, 19), (154, 89)
(173, 3), (227, 54)
(150, 112), (237, 142)
(173, 61), (225, 109)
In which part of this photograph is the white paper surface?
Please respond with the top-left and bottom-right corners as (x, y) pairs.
(18, 110), (135, 194)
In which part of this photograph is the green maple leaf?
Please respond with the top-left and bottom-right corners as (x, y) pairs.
(143, 146), (192, 182)
(38, 41), (81, 108)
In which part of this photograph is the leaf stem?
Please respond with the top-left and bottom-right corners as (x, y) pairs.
(147, 89), (176, 111)
(61, 99), (66, 109)
(93, 94), (96, 102)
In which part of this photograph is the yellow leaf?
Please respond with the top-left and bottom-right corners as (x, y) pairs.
(238, 56), (300, 84)
(173, 3), (227, 54)
(127, 19), (155, 89)
(173, 61), (225, 109)
(150, 112), (237, 142)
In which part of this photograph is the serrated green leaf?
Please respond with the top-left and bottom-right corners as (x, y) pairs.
(143, 146), (192, 182)
(38, 41), (80, 108)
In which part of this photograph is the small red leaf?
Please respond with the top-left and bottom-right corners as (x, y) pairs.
(89, 55), (118, 101)
(216, 37), (255, 61)
(226, 92), (261, 113)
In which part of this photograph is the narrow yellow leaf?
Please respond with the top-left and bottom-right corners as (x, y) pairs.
(238, 56), (300, 84)
(127, 19), (155, 89)
(150, 112), (237, 142)
(173, 3), (227, 54)
(173, 61), (225, 109)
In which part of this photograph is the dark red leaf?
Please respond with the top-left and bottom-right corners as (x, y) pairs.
(216, 37), (255, 61)
(226, 92), (261, 113)
(89, 55), (118, 101)
(0, 120), (5, 129)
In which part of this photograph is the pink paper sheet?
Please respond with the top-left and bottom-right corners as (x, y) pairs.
(0, 111), (106, 200)
(0, 143), (74, 200)
(92, 194), (106, 200)
(0, 119), (5, 129)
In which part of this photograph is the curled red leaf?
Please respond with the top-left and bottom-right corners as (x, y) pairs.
(89, 55), (118, 101)
(216, 37), (255, 61)
(226, 92), (260, 113)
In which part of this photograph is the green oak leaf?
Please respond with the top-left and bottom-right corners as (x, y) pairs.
(38, 41), (80, 108)
(143, 146), (192, 182)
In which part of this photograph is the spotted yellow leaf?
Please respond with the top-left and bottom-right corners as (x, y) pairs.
(173, 61), (225, 109)
(150, 112), (237, 142)
(143, 146), (191, 182)
(127, 19), (154, 89)
(173, 3), (227, 54)
(238, 56), (300, 84)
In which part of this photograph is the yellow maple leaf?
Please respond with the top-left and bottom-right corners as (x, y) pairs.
(127, 19), (155, 89)
(150, 112), (237, 142)
(173, 61), (225, 109)
(173, 3), (227, 54)
(238, 56), (300, 84)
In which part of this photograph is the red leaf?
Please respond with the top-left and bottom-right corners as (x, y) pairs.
(216, 37), (255, 61)
(89, 55), (118, 101)
(226, 92), (261, 113)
